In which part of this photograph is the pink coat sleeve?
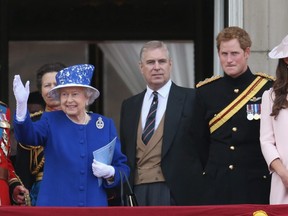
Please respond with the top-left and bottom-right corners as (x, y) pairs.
(260, 88), (280, 172)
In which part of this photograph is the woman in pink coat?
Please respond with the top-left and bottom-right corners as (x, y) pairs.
(260, 34), (288, 204)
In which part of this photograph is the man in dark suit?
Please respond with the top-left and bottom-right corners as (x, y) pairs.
(120, 41), (205, 206)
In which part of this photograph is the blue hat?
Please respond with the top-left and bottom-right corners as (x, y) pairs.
(49, 64), (100, 104)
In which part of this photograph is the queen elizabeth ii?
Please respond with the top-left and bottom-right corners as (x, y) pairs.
(13, 64), (129, 207)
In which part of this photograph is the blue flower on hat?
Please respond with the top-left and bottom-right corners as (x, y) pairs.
(49, 64), (100, 104)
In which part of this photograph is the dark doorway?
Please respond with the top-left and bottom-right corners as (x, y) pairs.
(1, 0), (214, 104)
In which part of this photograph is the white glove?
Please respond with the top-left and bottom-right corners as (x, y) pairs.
(13, 75), (30, 121)
(92, 159), (115, 179)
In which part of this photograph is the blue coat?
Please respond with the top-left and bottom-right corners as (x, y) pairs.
(13, 110), (129, 207)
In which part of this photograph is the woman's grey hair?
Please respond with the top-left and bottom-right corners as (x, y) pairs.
(85, 88), (97, 105)
(51, 87), (97, 106)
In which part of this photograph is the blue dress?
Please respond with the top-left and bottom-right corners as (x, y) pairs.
(13, 110), (130, 207)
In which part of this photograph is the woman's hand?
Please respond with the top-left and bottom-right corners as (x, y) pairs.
(92, 159), (115, 179)
(13, 75), (30, 121)
(278, 168), (288, 188)
(271, 158), (288, 188)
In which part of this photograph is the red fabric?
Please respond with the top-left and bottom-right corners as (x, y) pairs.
(0, 205), (288, 216)
(0, 180), (10, 205)
(0, 106), (12, 206)
(6, 107), (17, 181)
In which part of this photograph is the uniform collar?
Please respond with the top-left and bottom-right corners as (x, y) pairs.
(224, 67), (254, 84)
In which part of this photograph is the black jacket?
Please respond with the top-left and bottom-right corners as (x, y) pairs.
(120, 82), (205, 205)
(196, 68), (273, 204)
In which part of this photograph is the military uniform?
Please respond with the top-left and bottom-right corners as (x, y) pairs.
(196, 68), (273, 204)
(0, 101), (20, 206)
(15, 111), (43, 206)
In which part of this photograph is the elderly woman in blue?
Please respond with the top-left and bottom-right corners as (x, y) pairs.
(13, 64), (130, 207)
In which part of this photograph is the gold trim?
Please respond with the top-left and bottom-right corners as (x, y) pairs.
(196, 75), (222, 88)
(30, 110), (43, 118)
(255, 72), (275, 81)
(8, 177), (19, 185)
(35, 172), (43, 181)
(32, 157), (45, 175)
(19, 143), (42, 150)
(209, 76), (268, 133)
(18, 143), (45, 175)
(0, 101), (7, 106)
(0, 121), (10, 129)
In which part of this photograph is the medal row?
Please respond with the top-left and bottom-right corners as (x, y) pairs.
(246, 104), (261, 120)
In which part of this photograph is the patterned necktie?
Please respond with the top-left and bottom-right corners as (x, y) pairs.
(142, 91), (158, 144)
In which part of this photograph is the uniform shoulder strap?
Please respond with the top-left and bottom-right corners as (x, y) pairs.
(196, 75), (222, 88)
(255, 72), (275, 81)
(0, 101), (7, 107)
(30, 110), (43, 118)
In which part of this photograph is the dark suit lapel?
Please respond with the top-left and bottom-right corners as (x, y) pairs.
(124, 91), (145, 166)
(162, 83), (185, 157)
(129, 92), (145, 138)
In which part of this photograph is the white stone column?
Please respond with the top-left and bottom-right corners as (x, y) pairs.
(213, 0), (244, 76)
(228, 0), (243, 27)
(214, 0), (225, 75)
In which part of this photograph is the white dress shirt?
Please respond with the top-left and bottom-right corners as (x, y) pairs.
(141, 80), (172, 130)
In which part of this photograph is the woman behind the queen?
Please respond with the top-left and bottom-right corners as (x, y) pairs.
(12, 64), (130, 207)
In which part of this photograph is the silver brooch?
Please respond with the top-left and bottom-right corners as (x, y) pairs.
(96, 117), (104, 129)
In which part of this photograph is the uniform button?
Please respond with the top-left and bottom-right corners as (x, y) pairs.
(228, 165), (234, 170)
(202, 172), (206, 175)
(214, 114), (217, 117)
(232, 127), (237, 132)
(79, 186), (84, 191)
(230, 146), (235, 150)
(263, 175), (267, 179)
(234, 89), (239, 93)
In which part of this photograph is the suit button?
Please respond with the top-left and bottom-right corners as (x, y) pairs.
(230, 146), (235, 150)
(263, 175), (267, 179)
(229, 165), (234, 170)
(234, 89), (239, 93)
(232, 127), (237, 132)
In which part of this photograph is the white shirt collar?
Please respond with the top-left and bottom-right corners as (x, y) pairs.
(146, 80), (172, 99)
